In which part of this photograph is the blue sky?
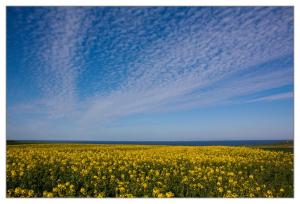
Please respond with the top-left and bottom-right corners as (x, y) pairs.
(7, 7), (294, 141)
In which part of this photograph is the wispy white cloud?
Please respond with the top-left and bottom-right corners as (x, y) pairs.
(7, 7), (293, 137)
(247, 92), (293, 103)
(9, 8), (91, 118)
(76, 7), (293, 127)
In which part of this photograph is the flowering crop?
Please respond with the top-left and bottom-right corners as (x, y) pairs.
(6, 144), (293, 198)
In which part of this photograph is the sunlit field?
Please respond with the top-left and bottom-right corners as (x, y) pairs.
(6, 144), (293, 198)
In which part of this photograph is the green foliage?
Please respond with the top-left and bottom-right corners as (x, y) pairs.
(7, 144), (293, 198)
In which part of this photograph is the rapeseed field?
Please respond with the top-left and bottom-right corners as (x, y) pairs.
(6, 144), (293, 198)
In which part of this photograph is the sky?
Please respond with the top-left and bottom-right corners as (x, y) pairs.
(7, 7), (294, 141)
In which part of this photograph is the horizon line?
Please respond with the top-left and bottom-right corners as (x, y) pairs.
(7, 139), (293, 142)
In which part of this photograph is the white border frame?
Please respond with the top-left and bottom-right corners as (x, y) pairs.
(0, 1), (298, 204)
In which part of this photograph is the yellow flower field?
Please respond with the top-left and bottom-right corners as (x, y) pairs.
(6, 144), (293, 198)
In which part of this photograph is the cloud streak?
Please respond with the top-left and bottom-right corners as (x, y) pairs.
(247, 92), (293, 103)
(7, 7), (294, 138)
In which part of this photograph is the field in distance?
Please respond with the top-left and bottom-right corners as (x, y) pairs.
(6, 143), (293, 198)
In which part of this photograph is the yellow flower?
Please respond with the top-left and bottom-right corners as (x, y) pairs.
(227, 172), (234, 176)
(143, 183), (148, 189)
(181, 176), (188, 184)
(119, 187), (126, 193)
(46, 192), (54, 198)
(11, 170), (16, 177)
(80, 187), (86, 194)
(14, 187), (21, 194)
(6, 144), (293, 198)
(166, 192), (174, 198)
(43, 191), (54, 198)
(97, 192), (105, 198)
(153, 188), (160, 195)
(28, 190), (34, 197)
(157, 193), (164, 198)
